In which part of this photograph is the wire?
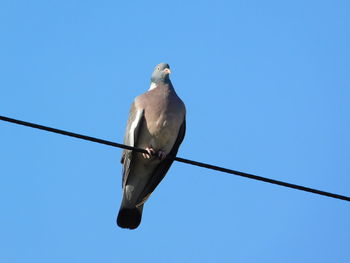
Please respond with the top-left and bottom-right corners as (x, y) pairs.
(1, 115), (349, 202)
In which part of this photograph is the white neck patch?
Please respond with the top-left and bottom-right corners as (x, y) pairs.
(149, 82), (157, 91)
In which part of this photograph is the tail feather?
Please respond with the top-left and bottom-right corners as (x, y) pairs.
(117, 206), (143, 229)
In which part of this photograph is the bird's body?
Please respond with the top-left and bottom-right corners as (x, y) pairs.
(117, 63), (186, 229)
(136, 83), (185, 154)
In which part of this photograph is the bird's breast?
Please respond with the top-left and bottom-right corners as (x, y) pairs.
(140, 110), (183, 153)
(135, 88), (185, 153)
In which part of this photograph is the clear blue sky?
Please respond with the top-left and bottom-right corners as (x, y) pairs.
(1, 0), (349, 262)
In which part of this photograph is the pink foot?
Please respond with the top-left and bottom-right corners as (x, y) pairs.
(142, 147), (155, 159)
(157, 150), (167, 161)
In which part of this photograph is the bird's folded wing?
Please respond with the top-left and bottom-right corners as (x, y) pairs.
(121, 102), (144, 188)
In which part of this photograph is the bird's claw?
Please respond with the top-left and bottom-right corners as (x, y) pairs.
(142, 147), (156, 159)
(157, 150), (166, 161)
(142, 147), (166, 160)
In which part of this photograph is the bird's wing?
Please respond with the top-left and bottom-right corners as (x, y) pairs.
(121, 102), (144, 188)
(136, 118), (186, 206)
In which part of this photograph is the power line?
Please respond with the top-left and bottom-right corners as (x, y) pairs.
(1, 114), (349, 202)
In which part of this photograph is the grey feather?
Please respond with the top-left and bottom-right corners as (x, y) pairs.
(117, 63), (186, 229)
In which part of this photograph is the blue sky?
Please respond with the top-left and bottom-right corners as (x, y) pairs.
(1, 0), (349, 262)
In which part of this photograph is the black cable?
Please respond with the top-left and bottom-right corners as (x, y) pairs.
(1, 115), (349, 202)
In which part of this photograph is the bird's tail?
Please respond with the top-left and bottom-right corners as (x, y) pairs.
(117, 205), (143, 230)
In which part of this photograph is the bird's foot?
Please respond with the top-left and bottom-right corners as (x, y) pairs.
(142, 147), (166, 160)
(142, 147), (156, 159)
(157, 150), (166, 161)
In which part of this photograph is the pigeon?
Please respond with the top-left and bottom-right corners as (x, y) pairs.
(117, 63), (186, 229)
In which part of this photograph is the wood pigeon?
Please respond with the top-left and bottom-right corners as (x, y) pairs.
(117, 63), (186, 229)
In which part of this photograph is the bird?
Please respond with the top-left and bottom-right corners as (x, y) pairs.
(117, 63), (186, 229)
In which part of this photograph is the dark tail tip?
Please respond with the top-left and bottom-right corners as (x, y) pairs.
(117, 207), (142, 230)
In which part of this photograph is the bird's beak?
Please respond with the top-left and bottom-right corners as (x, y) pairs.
(163, 68), (171, 74)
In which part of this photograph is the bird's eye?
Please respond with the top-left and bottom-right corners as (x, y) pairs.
(157, 67), (160, 70)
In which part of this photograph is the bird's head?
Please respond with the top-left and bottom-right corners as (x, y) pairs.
(151, 63), (171, 84)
